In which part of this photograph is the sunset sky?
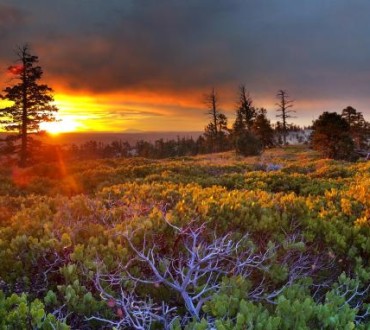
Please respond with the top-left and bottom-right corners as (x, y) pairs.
(1, 0), (370, 132)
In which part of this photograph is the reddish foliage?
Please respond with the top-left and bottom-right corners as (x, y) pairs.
(116, 308), (124, 318)
(107, 298), (116, 308)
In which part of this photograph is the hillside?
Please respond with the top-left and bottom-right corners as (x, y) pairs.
(0, 146), (369, 328)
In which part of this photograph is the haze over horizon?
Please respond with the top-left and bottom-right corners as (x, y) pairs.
(1, 0), (370, 133)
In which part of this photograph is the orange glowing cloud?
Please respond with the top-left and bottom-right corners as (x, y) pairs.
(44, 91), (212, 132)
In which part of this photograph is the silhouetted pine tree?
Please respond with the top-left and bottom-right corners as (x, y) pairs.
(0, 45), (58, 166)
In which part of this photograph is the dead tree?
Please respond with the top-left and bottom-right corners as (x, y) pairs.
(88, 279), (176, 330)
(203, 88), (228, 152)
(276, 90), (295, 145)
(89, 217), (331, 329)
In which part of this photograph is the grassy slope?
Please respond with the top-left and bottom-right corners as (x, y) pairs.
(0, 146), (369, 328)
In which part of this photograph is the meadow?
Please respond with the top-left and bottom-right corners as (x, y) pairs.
(0, 146), (369, 329)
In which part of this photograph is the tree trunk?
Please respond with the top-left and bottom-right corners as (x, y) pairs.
(20, 55), (28, 167)
(211, 89), (218, 152)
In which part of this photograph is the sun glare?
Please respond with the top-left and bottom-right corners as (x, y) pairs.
(40, 117), (80, 134)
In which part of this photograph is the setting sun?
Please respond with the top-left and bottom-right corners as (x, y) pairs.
(40, 117), (81, 134)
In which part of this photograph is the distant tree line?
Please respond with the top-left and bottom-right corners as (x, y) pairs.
(63, 137), (203, 160)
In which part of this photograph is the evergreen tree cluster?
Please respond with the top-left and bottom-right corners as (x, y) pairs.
(311, 108), (369, 161)
(203, 85), (279, 156)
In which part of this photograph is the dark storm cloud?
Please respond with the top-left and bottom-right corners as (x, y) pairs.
(0, 4), (24, 23)
(0, 4), (27, 38)
(30, 0), (241, 93)
(1, 0), (370, 120)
